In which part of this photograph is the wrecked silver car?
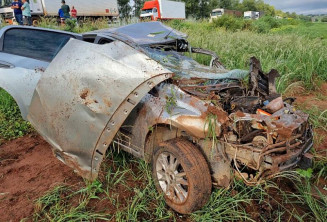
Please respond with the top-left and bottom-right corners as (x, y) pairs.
(0, 22), (313, 214)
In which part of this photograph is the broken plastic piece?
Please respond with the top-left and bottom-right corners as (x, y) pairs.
(257, 109), (271, 116)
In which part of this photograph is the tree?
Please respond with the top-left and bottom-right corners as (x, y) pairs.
(256, 0), (275, 16)
(290, 12), (298, 19)
(230, 0), (241, 10)
(241, 0), (257, 11)
(133, 0), (145, 17)
(198, 0), (210, 18)
(118, 0), (131, 18)
(219, 0), (231, 9)
(209, 0), (219, 10)
(182, 0), (199, 18)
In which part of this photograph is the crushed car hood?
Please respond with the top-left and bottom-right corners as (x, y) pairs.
(91, 22), (249, 82)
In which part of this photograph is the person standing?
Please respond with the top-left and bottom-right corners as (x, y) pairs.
(58, 8), (65, 25)
(21, 0), (32, 26)
(71, 6), (77, 20)
(11, 0), (23, 25)
(61, 0), (70, 20)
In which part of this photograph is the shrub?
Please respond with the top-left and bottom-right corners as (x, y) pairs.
(64, 19), (76, 32)
(242, 19), (253, 30)
(270, 25), (296, 33)
(322, 16), (327, 22)
(0, 89), (32, 144)
(261, 16), (282, 28)
(211, 15), (244, 32)
(251, 16), (283, 33)
(252, 19), (271, 33)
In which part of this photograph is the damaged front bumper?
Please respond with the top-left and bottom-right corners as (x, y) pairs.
(269, 126), (313, 172)
(176, 57), (314, 186)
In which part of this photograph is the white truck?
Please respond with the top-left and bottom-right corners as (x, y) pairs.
(244, 11), (263, 20)
(140, 0), (185, 21)
(0, 0), (119, 23)
(210, 8), (242, 22)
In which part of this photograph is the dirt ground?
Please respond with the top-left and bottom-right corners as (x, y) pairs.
(0, 134), (83, 221)
(0, 88), (326, 221)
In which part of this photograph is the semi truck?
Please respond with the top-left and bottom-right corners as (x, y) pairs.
(244, 11), (264, 20)
(210, 8), (242, 21)
(0, 0), (119, 24)
(140, 0), (185, 21)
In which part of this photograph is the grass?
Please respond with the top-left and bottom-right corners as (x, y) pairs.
(31, 151), (180, 221)
(271, 22), (327, 41)
(30, 150), (327, 221)
(0, 19), (326, 221)
(168, 21), (327, 92)
(303, 106), (327, 131)
(0, 88), (32, 145)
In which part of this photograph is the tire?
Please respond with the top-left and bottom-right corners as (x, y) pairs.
(152, 138), (212, 214)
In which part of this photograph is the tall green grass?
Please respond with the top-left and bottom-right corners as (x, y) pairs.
(0, 88), (32, 144)
(36, 17), (109, 33)
(272, 22), (327, 40)
(31, 151), (180, 221)
(31, 149), (327, 221)
(169, 21), (327, 92)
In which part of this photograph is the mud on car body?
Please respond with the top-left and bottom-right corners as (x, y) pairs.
(0, 22), (313, 214)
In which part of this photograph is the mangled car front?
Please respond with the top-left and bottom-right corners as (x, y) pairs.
(0, 22), (313, 214)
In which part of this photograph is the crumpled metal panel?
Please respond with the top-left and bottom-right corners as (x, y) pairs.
(28, 39), (173, 179)
(0, 55), (48, 120)
(0, 67), (41, 120)
(143, 46), (249, 81)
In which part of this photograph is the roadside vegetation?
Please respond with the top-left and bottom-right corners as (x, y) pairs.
(169, 19), (327, 92)
(0, 89), (32, 145)
(0, 18), (326, 221)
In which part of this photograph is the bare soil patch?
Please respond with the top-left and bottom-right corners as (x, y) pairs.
(0, 134), (83, 221)
(293, 83), (327, 111)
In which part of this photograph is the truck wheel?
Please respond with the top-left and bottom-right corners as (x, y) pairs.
(32, 19), (39, 26)
(152, 138), (212, 214)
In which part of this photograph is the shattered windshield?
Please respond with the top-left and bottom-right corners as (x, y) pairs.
(143, 46), (248, 82)
(101, 22), (187, 45)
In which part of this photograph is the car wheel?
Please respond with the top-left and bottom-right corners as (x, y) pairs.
(152, 138), (212, 214)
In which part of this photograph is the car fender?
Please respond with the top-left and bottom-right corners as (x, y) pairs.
(0, 65), (42, 120)
(27, 39), (173, 180)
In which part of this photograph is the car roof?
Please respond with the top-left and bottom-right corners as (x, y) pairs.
(0, 25), (82, 38)
(85, 22), (187, 45)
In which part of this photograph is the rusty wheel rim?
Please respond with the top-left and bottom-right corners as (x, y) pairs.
(156, 152), (189, 203)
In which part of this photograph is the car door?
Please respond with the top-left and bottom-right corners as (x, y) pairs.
(0, 27), (79, 119)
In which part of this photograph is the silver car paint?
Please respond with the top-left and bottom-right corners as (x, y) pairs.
(0, 26), (81, 120)
(27, 39), (173, 179)
(0, 53), (48, 119)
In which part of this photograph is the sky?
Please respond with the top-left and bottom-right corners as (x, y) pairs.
(264, 0), (327, 15)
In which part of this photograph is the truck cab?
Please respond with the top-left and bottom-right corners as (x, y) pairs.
(210, 8), (224, 21)
(0, 0), (14, 23)
(140, 0), (159, 20)
(244, 11), (261, 20)
(140, 0), (185, 21)
(0, 0), (44, 24)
